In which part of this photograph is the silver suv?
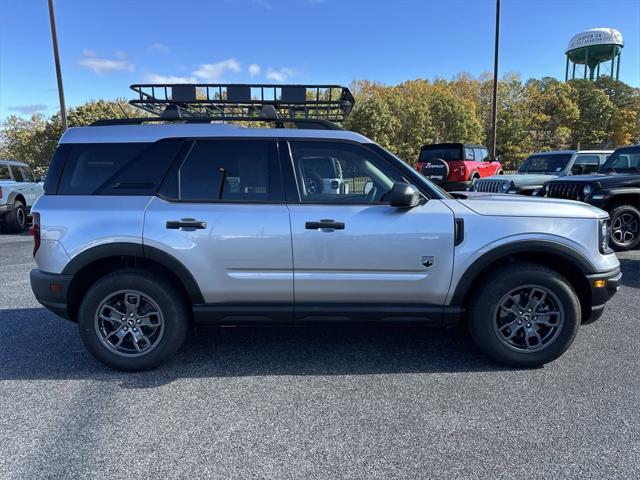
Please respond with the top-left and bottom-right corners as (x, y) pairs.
(29, 85), (621, 371)
(0, 160), (43, 233)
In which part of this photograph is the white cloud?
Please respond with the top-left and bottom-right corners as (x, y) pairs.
(78, 50), (134, 74)
(192, 59), (241, 81)
(149, 43), (170, 53)
(143, 73), (197, 83)
(266, 67), (295, 82)
(248, 64), (261, 77)
(253, 0), (272, 9)
(9, 104), (47, 115)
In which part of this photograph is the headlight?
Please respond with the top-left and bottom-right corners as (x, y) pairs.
(583, 184), (592, 197)
(599, 218), (613, 254)
(501, 182), (510, 192)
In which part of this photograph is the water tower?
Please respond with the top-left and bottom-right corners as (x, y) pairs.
(565, 28), (624, 81)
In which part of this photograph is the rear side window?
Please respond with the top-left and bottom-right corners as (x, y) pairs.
(159, 139), (282, 202)
(0, 165), (10, 180)
(11, 166), (24, 182)
(56, 139), (182, 195)
(465, 148), (475, 160)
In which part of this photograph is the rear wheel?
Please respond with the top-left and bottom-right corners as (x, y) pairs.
(4, 200), (27, 233)
(78, 269), (188, 371)
(609, 204), (640, 251)
(468, 263), (581, 367)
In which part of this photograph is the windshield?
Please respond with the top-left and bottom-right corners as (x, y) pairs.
(599, 148), (640, 173)
(518, 154), (572, 173)
(419, 146), (462, 162)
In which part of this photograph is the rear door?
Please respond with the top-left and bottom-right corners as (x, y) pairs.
(143, 138), (294, 310)
(283, 139), (455, 314)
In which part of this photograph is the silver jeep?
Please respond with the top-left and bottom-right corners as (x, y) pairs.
(29, 84), (621, 371)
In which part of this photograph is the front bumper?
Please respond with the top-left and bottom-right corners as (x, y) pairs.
(583, 267), (622, 324)
(30, 269), (73, 320)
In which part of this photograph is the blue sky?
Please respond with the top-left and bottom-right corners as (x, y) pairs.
(1, 0), (639, 120)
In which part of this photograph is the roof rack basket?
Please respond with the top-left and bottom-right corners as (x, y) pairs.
(128, 83), (355, 125)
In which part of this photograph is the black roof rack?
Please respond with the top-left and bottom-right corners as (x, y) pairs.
(126, 83), (354, 127)
(91, 116), (343, 130)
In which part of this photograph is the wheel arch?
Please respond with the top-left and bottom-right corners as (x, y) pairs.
(451, 241), (594, 323)
(62, 242), (204, 322)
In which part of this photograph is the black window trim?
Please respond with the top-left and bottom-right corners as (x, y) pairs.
(156, 136), (286, 205)
(280, 137), (440, 206)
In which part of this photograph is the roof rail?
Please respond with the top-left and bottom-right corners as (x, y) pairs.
(91, 116), (343, 130)
(128, 83), (355, 126)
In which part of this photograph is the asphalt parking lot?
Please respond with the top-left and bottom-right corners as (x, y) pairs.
(0, 233), (638, 479)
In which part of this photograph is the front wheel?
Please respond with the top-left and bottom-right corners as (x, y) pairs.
(609, 204), (640, 251)
(468, 263), (581, 367)
(78, 269), (188, 371)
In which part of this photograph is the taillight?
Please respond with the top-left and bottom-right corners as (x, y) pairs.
(29, 212), (41, 257)
(0, 186), (3, 199)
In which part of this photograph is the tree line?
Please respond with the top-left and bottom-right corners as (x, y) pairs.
(1, 73), (639, 175)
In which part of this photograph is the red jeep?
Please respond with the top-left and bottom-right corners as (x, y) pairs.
(416, 143), (503, 190)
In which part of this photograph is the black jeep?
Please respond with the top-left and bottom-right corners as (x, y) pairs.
(541, 144), (640, 251)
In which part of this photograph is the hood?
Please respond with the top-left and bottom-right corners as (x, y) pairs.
(478, 173), (559, 186)
(545, 172), (640, 188)
(457, 194), (608, 219)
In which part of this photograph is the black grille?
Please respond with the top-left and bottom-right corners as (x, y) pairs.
(546, 182), (584, 201)
(475, 180), (507, 193)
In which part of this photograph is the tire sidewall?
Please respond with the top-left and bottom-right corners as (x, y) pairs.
(7, 201), (27, 233)
(609, 205), (640, 251)
(468, 265), (581, 367)
(78, 270), (188, 371)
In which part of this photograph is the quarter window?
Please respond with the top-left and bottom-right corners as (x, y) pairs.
(289, 141), (404, 204)
(0, 165), (10, 180)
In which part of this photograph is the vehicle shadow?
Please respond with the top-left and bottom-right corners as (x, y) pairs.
(0, 307), (505, 386)
(619, 257), (639, 289)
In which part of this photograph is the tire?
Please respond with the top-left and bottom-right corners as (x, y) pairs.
(420, 157), (449, 185)
(4, 200), (27, 233)
(78, 269), (189, 372)
(468, 263), (581, 367)
(469, 173), (480, 186)
(609, 204), (640, 251)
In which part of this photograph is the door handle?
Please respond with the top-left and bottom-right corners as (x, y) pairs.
(305, 219), (345, 230)
(166, 219), (207, 230)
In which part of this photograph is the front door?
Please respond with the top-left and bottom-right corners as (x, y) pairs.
(143, 138), (293, 308)
(283, 140), (455, 310)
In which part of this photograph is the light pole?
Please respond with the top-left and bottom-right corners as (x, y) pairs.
(48, 0), (68, 130)
(490, 0), (500, 161)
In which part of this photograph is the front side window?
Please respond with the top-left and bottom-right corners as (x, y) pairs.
(571, 155), (600, 175)
(160, 139), (279, 202)
(474, 148), (489, 162)
(290, 141), (404, 203)
(599, 148), (640, 173)
(20, 167), (35, 182)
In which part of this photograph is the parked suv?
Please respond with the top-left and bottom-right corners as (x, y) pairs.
(541, 144), (640, 251)
(472, 150), (612, 195)
(28, 122), (622, 372)
(416, 143), (503, 190)
(0, 160), (43, 233)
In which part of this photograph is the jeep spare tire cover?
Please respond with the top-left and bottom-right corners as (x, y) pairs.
(421, 158), (449, 185)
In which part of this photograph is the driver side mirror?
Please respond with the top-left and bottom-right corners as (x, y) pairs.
(389, 182), (421, 208)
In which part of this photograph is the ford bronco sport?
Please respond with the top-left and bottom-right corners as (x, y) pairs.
(0, 160), (43, 233)
(29, 84), (620, 371)
(472, 150), (612, 195)
(416, 143), (503, 190)
(542, 144), (640, 251)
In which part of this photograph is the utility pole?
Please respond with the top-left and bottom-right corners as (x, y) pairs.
(48, 0), (68, 131)
(490, 0), (500, 161)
